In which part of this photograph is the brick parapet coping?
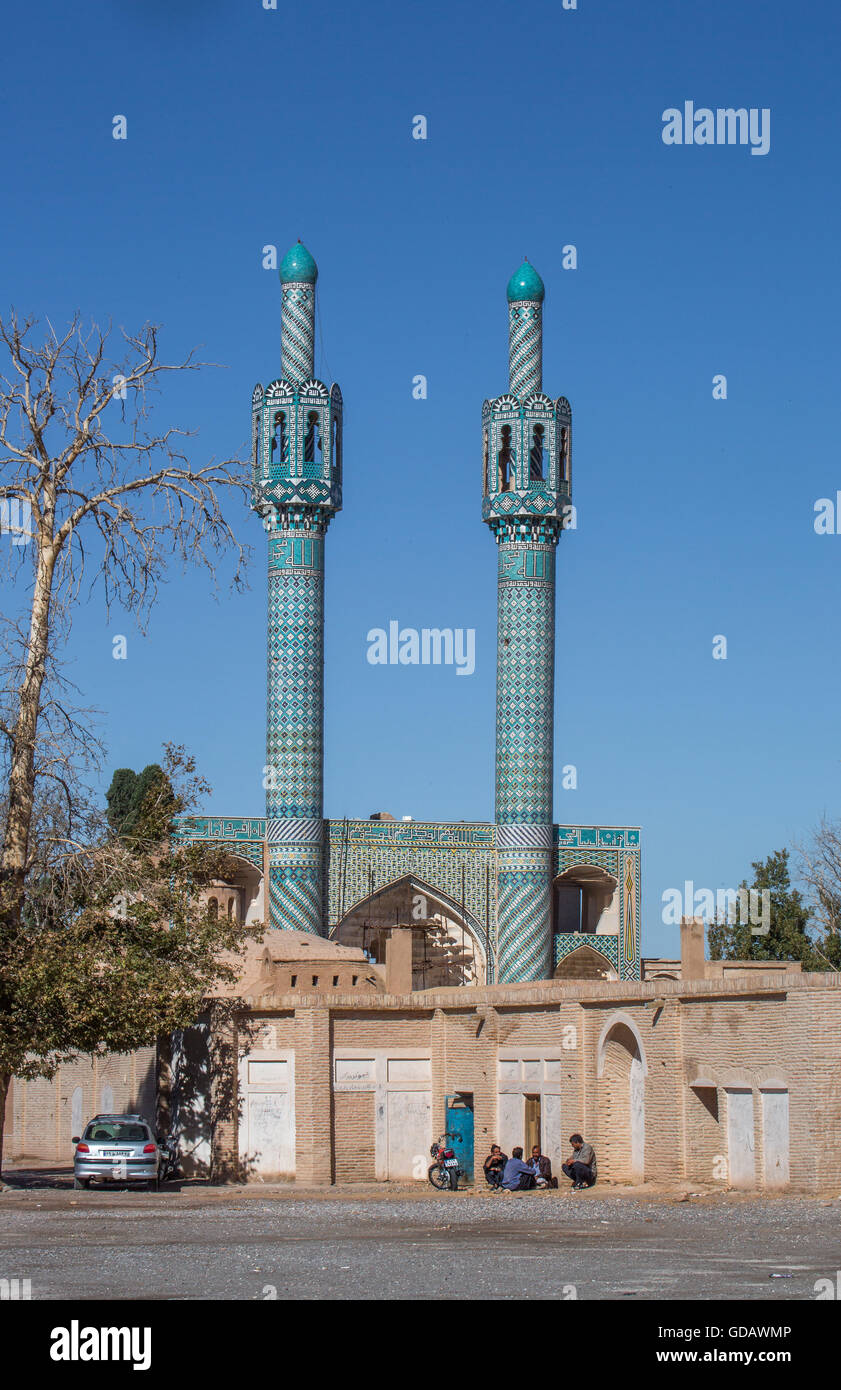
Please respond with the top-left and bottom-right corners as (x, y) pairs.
(234, 970), (839, 1012)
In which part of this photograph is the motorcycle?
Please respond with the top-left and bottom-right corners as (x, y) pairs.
(156, 1136), (180, 1189)
(428, 1132), (464, 1191)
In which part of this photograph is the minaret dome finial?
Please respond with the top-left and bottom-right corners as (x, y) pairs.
(506, 259), (545, 303)
(279, 241), (318, 285)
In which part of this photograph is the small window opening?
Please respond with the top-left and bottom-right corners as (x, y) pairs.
(498, 424), (514, 491)
(271, 410), (289, 464)
(331, 416), (341, 474)
(304, 411), (321, 464)
(559, 426), (569, 481)
(529, 423), (546, 480)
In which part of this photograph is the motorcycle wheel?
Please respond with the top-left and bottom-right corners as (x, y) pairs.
(428, 1164), (451, 1190)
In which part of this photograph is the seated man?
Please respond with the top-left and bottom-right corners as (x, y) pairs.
(528, 1144), (557, 1189)
(483, 1144), (508, 1189)
(561, 1133), (597, 1190)
(501, 1146), (537, 1192)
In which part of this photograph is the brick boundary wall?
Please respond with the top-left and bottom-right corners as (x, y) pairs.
(10, 974), (841, 1194)
(201, 972), (841, 1193)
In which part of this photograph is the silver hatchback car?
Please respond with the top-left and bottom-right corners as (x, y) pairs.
(72, 1113), (160, 1190)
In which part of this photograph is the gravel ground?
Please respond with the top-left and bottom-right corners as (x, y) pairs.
(1, 1183), (839, 1300)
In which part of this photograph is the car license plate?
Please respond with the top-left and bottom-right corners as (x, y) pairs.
(103, 1150), (131, 1157)
(444, 1158), (459, 1167)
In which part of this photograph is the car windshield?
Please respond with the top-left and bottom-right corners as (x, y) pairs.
(83, 1121), (150, 1143)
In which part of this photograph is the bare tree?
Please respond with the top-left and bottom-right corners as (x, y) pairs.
(796, 818), (841, 966)
(0, 311), (249, 935)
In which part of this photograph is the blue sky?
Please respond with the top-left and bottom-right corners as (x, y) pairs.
(2, 0), (841, 955)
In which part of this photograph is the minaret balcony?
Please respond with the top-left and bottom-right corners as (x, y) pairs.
(481, 393), (572, 507)
(251, 379), (343, 519)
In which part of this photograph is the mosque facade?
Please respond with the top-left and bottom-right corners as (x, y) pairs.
(14, 252), (841, 1198)
(174, 243), (641, 987)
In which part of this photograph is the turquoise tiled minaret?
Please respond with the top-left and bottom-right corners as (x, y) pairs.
(251, 242), (343, 934)
(482, 261), (572, 981)
(176, 255), (643, 985)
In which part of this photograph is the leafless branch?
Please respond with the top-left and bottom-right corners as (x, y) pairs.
(0, 312), (251, 928)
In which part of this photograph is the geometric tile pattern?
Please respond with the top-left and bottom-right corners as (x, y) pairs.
(280, 282), (315, 386)
(493, 544), (557, 980)
(492, 488), (559, 516)
(621, 849), (639, 974)
(496, 862), (552, 981)
(495, 547), (556, 826)
(172, 816), (642, 981)
(508, 301), (542, 397)
(266, 816), (323, 844)
(324, 820), (496, 971)
(266, 547), (324, 820)
(553, 931), (619, 971)
(269, 861), (322, 936)
(265, 540), (325, 936)
(496, 822), (554, 851)
(555, 847), (620, 875)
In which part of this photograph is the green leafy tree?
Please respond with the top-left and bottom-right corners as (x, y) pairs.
(106, 763), (170, 839)
(105, 768), (138, 835)
(0, 744), (261, 1177)
(707, 848), (835, 970)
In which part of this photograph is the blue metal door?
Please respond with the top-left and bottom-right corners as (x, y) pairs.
(445, 1094), (474, 1182)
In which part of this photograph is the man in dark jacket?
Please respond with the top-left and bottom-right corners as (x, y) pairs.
(483, 1144), (508, 1189)
(529, 1145), (557, 1188)
(561, 1133), (597, 1189)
